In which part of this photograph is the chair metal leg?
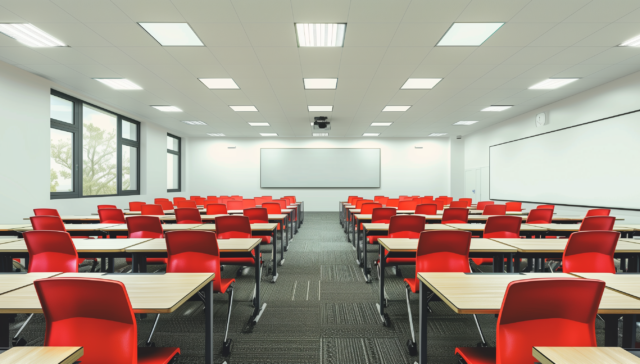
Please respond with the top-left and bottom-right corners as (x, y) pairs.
(146, 313), (161, 347)
(12, 314), (33, 346)
(222, 288), (234, 356)
(472, 314), (487, 347)
(405, 286), (418, 356)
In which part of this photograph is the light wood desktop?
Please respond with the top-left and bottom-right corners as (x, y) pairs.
(533, 346), (640, 364)
(0, 238), (150, 254)
(126, 238), (261, 254)
(0, 273), (61, 295)
(492, 238), (640, 254)
(0, 346), (84, 364)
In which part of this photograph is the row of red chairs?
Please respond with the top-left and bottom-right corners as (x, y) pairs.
(117, 195), (298, 212)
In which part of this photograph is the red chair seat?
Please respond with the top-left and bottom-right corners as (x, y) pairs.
(387, 257), (415, 265)
(472, 258), (493, 265)
(455, 347), (496, 364)
(368, 235), (388, 244)
(218, 278), (235, 294)
(404, 277), (420, 293)
(138, 347), (181, 364)
(221, 257), (258, 266)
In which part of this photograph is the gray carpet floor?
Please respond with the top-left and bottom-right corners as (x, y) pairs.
(10, 212), (617, 363)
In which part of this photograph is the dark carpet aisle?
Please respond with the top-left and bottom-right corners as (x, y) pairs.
(10, 212), (613, 363)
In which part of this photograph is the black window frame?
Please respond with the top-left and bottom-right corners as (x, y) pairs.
(49, 90), (141, 200)
(167, 133), (181, 193)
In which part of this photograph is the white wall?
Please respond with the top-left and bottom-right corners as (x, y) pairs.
(187, 138), (451, 211)
(0, 61), (188, 224)
(464, 70), (640, 223)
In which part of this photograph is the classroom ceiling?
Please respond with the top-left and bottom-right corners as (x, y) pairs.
(1, 0), (640, 138)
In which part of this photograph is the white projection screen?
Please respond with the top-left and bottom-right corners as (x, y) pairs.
(490, 111), (640, 210)
(261, 148), (380, 188)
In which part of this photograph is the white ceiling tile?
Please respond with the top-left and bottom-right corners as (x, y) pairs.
(528, 23), (608, 47)
(542, 47), (609, 65)
(374, 64), (415, 79)
(402, 1), (470, 22)
(456, 0), (530, 22)
(449, 64), (496, 78)
(85, 23), (159, 47)
(336, 78), (372, 89)
(300, 64), (339, 78)
(0, 5), (23, 22)
(298, 48), (343, 65)
(304, 90), (336, 105)
(36, 23), (111, 47)
(574, 23), (640, 47)
(0, 47), (57, 65)
(210, 47), (261, 65)
(223, 64), (265, 78)
(263, 64), (303, 79)
(420, 47), (475, 65)
(253, 47), (300, 65)
(291, 0), (350, 22)
(232, 0), (294, 23)
(509, 0), (591, 23)
(164, 47), (219, 65)
(33, 48), (98, 65)
(22, 64), (85, 80)
(388, 91), (429, 105)
(503, 47), (565, 64)
(51, 0), (131, 22)
(120, 47), (180, 65)
(380, 47), (430, 65)
(515, 64), (572, 79)
(344, 23), (399, 47)
(243, 23), (297, 47)
(347, 0), (411, 23)
(482, 64), (534, 79)
(462, 47), (522, 65)
(552, 64), (611, 78)
(389, 23), (451, 47)
(410, 63), (458, 78)
(109, 0), (185, 22)
(181, 63), (230, 77)
(340, 47), (387, 65)
(581, 47), (640, 64)
(269, 78), (304, 90)
(563, 0), (640, 22)
(483, 23), (557, 47)
(1, 0), (78, 22)
(66, 64), (120, 78)
(190, 23), (251, 47)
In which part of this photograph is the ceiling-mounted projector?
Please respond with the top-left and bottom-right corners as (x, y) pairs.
(311, 116), (331, 130)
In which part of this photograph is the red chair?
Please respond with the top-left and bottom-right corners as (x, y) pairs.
(415, 204), (437, 215)
(230, 195), (242, 201)
(361, 203), (381, 215)
(174, 208), (203, 224)
(33, 208), (60, 217)
(441, 208), (469, 224)
(421, 196), (434, 204)
(189, 196), (201, 201)
(449, 201), (468, 208)
(97, 205), (116, 210)
(227, 200), (243, 211)
(219, 197), (231, 205)
(347, 196), (360, 205)
(433, 200), (445, 211)
(157, 199), (174, 211)
(473, 216), (522, 266)
(580, 216), (615, 231)
(455, 278), (604, 364)
(206, 196), (218, 203)
(273, 199), (288, 209)
(483, 204), (506, 215)
(562, 231), (619, 273)
(177, 200), (197, 209)
(128, 201), (145, 212)
(24, 231), (78, 273)
(386, 199), (399, 208)
(254, 197), (267, 206)
(215, 215), (262, 268)
(126, 216), (166, 264)
(243, 208), (272, 244)
(195, 198), (206, 206)
(173, 197), (186, 206)
(262, 196), (273, 201)
(283, 196), (297, 204)
(375, 215), (426, 268)
(263, 202), (286, 232)
(206, 204), (228, 215)
(458, 198), (472, 207)
(505, 202), (522, 212)
(365, 208), (397, 245)
(476, 201), (494, 211)
(373, 196), (385, 203)
(154, 198), (169, 205)
(526, 209), (553, 224)
(537, 204), (555, 211)
(98, 209), (126, 224)
(355, 199), (373, 209)
(141, 204), (164, 216)
(586, 208), (611, 217)
(30, 216), (65, 231)
(243, 199), (256, 209)
(35, 278), (180, 363)
(398, 200), (418, 212)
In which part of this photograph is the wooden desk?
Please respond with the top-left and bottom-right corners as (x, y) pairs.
(0, 346), (83, 364)
(0, 273), (60, 295)
(14, 224), (121, 238)
(446, 223), (547, 237)
(101, 223), (202, 237)
(468, 210), (526, 215)
(533, 346), (640, 364)
(0, 226), (29, 237)
(349, 210), (414, 245)
(618, 225), (640, 238)
(526, 223), (634, 238)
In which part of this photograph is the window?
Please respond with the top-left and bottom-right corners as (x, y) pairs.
(49, 90), (140, 199)
(167, 134), (180, 192)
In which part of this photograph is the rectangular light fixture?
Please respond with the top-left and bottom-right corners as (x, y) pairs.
(230, 106), (258, 112)
(313, 133), (329, 137)
(437, 23), (504, 46)
(138, 23), (203, 46)
(529, 78), (579, 90)
(248, 122), (270, 127)
(181, 120), (207, 125)
(295, 23), (346, 47)
(308, 106), (333, 112)
(303, 78), (337, 89)
(260, 133), (278, 137)
(401, 78), (442, 90)
(207, 133), (225, 137)
(454, 121), (479, 126)
(363, 133), (380, 137)
(94, 78), (142, 90)
(199, 78), (239, 89)
(371, 122), (393, 127)
(152, 105), (182, 112)
(0, 23), (66, 47)
(620, 34), (640, 47)
(482, 105), (512, 112)
(382, 105), (411, 112)
(429, 133), (448, 137)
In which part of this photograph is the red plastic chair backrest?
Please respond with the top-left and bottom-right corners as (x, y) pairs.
(371, 208), (396, 224)
(166, 231), (225, 292)
(189, 196), (201, 201)
(262, 196), (273, 201)
(231, 195), (242, 200)
(215, 215), (251, 239)
(506, 202), (522, 211)
(173, 197), (186, 205)
(254, 197), (267, 206)
(386, 199), (399, 208)
(580, 216), (615, 231)
(227, 200), (243, 210)
(206, 204), (227, 215)
(388, 215), (425, 239)
(350, 197), (362, 207)
(98, 209), (126, 224)
(421, 196), (434, 204)
(484, 216), (522, 238)
(355, 199), (373, 209)
(244, 207), (269, 224)
(262, 202), (282, 214)
(415, 204), (437, 215)
(441, 208), (469, 224)
(361, 203), (382, 215)
(526, 209), (553, 224)
(283, 197), (294, 206)
(34, 208), (60, 217)
(24, 231), (78, 273)
(195, 198), (206, 206)
(218, 197), (230, 205)
(347, 196), (359, 205)
(537, 204), (555, 211)
(175, 208), (203, 224)
(35, 278), (138, 363)
(243, 199), (256, 209)
(128, 201), (145, 212)
(207, 196), (218, 203)
(176, 200), (197, 209)
(458, 198), (472, 207)
(562, 231), (619, 273)
(434, 200), (445, 211)
(283, 196), (297, 203)
(483, 204), (507, 216)
(157, 200), (174, 211)
(586, 208), (611, 217)
(154, 198), (169, 205)
(97, 205), (117, 210)
(273, 199), (288, 209)
(374, 196), (385, 203)
(476, 201), (495, 211)
(140, 204), (164, 216)
(126, 216), (163, 239)
(449, 201), (467, 208)
(398, 200), (418, 211)
(415, 230), (472, 274)
(30, 216), (66, 231)
(495, 278), (603, 363)
(399, 196), (411, 201)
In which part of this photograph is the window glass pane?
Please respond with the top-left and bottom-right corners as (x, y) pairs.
(83, 104), (117, 196)
(50, 128), (73, 192)
(167, 153), (179, 190)
(122, 120), (138, 141)
(50, 95), (73, 124)
(122, 146), (137, 191)
(167, 135), (179, 151)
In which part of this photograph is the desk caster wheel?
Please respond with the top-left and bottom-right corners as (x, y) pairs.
(382, 313), (390, 327)
(146, 342), (155, 347)
(407, 339), (417, 356)
(12, 337), (27, 346)
(222, 339), (233, 356)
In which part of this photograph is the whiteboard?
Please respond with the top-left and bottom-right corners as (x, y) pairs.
(261, 148), (380, 188)
(490, 111), (640, 210)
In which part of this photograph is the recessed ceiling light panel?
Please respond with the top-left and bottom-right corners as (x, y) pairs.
(152, 105), (182, 112)
(371, 122), (393, 127)
(181, 120), (207, 125)
(620, 34), (640, 47)
(529, 78), (579, 90)
(248, 122), (270, 127)
(199, 78), (239, 89)
(363, 133), (380, 137)
(94, 78), (142, 90)
(260, 133), (278, 137)
(308, 106), (333, 112)
(230, 106), (258, 112)
(382, 106), (411, 112)
(401, 78), (442, 89)
(482, 105), (512, 112)
(207, 133), (225, 137)
(428, 133), (448, 137)
(313, 133), (329, 136)
(454, 121), (479, 125)
(0, 23), (66, 47)
(303, 78), (337, 89)
(437, 23), (504, 46)
(295, 23), (346, 47)
(138, 23), (203, 46)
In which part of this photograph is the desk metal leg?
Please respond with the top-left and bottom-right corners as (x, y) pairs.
(352, 218), (357, 247)
(131, 254), (139, 273)
(280, 222), (286, 265)
(492, 254), (503, 273)
(0, 314), (11, 350)
(602, 314), (619, 346)
(204, 281), (213, 364)
(271, 230), (278, 283)
(376, 245), (389, 326)
(623, 314), (637, 348)
(252, 244), (267, 324)
(107, 257), (114, 273)
(419, 282), (429, 364)
(356, 222), (361, 249)
(362, 230), (371, 283)
(347, 211), (351, 242)
(356, 228), (362, 266)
